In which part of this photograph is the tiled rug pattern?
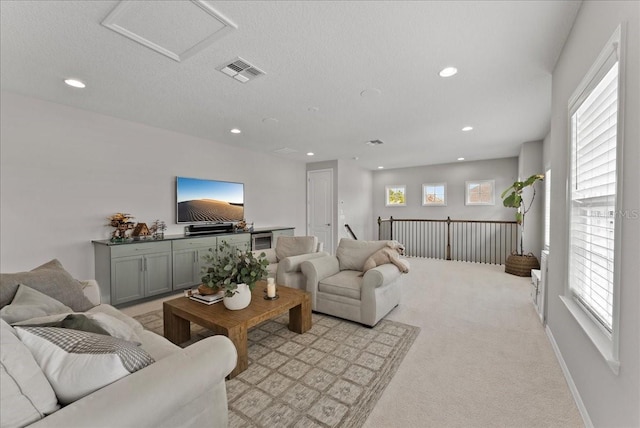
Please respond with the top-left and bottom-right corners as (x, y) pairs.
(135, 310), (419, 428)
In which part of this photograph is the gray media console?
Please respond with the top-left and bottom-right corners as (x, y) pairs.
(92, 227), (293, 306)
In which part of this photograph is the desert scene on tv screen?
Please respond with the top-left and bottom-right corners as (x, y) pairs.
(178, 199), (243, 222)
(177, 178), (244, 223)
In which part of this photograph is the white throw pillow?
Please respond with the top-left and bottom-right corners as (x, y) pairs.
(0, 319), (60, 428)
(0, 284), (73, 324)
(15, 326), (154, 405)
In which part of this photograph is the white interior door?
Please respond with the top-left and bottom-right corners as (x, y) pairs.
(307, 169), (334, 253)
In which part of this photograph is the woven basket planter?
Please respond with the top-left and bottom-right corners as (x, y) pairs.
(505, 253), (540, 277)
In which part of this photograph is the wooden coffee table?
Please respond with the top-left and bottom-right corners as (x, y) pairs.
(163, 282), (312, 378)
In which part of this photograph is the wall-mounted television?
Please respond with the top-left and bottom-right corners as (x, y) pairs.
(176, 177), (244, 223)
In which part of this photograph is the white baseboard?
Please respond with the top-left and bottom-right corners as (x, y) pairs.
(545, 325), (593, 428)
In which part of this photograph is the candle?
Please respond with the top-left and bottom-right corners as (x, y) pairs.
(267, 278), (276, 298)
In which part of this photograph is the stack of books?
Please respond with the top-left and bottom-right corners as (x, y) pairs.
(189, 290), (224, 305)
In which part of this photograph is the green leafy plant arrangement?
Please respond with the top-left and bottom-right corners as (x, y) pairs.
(201, 241), (269, 297)
(501, 173), (545, 256)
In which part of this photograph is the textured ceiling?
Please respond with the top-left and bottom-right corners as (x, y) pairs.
(0, 1), (581, 170)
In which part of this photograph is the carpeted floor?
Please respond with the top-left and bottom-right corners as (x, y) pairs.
(362, 258), (584, 428)
(129, 257), (584, 428)
(135, 310), (419, 428)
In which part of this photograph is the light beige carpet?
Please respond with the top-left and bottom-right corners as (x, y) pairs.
(135, 311), (419, 428)
(130, 257), (583, 427)
(363, 257), (583, 428)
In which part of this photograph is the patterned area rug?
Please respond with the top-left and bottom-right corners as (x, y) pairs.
(135, 310), (419, 428)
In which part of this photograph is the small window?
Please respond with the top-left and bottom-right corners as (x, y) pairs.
(465, 180), (495, 205)
(385, 185), (406, 207)
(422, 183), (446, 206)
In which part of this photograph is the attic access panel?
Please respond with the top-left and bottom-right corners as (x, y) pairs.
(102, 0), (237, 62)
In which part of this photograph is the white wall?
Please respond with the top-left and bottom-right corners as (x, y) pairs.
(337, 159), (373, 241)
(0, 92), (307, 280)
(547, 1), (639, 426)
(372, 157), (519, 237)
(542, 133), (552, 171)
(517, 140), (544, 257)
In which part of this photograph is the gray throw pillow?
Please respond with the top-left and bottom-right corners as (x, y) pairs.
(0, 259), (94, 311)
(0, 284), (73, 324)
(15, 313), (111, 336)
(14, 311), (141, 343)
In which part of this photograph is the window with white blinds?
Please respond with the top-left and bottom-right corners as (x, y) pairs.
(568, 57), (619, 333)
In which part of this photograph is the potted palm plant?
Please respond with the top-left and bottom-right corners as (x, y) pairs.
(201, 241), (269, 310)
(501, 173), (545, 276)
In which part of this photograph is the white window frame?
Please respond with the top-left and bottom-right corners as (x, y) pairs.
(544, 168), (551, 250)
(385, 185), (406, 207)
(422, 183), (447, 206)
(560, 24), (624, 375)
(465, 180), (495, 206)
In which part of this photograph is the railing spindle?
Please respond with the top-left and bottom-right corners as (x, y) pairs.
(377, 217), (517, 265)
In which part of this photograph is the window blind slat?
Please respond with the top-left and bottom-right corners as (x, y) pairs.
(578, 105), (617, 142)
(578, 90), (617, 129)
(577, 133), (616, 160)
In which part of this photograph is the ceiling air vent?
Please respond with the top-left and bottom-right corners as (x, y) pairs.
(366, 139), (384, 146)
(218, 57), (265, 83)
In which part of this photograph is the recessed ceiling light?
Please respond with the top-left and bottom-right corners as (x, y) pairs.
(462, 126), (473, 132)
(307, 152), (314, 156)
(262, 117), (279, 124)
(230, 128), (241, 134)
(439, 67), (458, 78)
(377, 166), (384, 169)
(64, 78), (86, 88)
(457, 157), (465, 161)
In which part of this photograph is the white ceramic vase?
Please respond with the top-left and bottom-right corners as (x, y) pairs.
(223, 283), (251, 310)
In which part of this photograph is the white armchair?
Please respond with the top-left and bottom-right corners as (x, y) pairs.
(300, 239), (409, 327)
(252, 236), (327, 289)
